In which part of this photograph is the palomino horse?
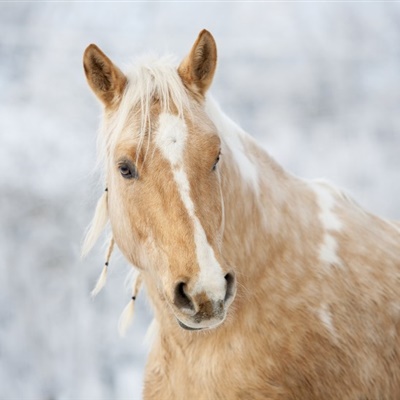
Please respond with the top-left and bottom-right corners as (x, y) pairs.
(82, 30), (400, 399)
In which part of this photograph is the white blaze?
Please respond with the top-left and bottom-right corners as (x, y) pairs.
(155, 113), (226, 299)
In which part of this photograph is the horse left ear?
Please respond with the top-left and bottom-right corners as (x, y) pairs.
(83, 44), (127, 108)
(178, 29), (217, 98)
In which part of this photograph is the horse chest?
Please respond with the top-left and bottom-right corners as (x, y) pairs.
(144, 335), (288, 400)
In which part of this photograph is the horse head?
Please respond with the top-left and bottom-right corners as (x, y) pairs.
(83, 30), (236, 331)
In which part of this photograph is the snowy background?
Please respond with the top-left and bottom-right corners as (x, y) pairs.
(1, 2), (399, 399)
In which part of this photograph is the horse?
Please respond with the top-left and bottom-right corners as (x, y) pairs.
(82, 30), (400, 399)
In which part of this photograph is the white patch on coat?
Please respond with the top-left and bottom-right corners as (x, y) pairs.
(312, 182), (343, 268)
(318, 303), (338, 340)
(313, 183), (343, 231)
(155, 113), (226, 300)
(319, 234), (343, 268)
(224, 133), (259, 192)
(205, 96), (259, 192)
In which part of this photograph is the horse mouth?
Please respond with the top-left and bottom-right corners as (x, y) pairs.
(177, 317), (226, 331)
(177, 319), (204, 331)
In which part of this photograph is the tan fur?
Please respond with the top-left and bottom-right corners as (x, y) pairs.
(83, 31), (400, 399)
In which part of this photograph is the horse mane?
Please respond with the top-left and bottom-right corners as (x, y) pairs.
(82, 55), (191, 257)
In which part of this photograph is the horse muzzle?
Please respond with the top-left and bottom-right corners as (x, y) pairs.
(170, 271), (236, 331)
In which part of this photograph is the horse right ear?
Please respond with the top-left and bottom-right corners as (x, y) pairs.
(178, 29), (217, 98)
(83, 44), (127, 108)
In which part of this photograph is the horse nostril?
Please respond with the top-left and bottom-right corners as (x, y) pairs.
(224, 272), (236, 302)
(174, 281), (194, 312)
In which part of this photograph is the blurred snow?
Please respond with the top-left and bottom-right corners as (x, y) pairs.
(0, 3), (399, 399)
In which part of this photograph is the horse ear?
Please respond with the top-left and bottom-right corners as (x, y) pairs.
(83, 44), (127, 107)
(178, 29), (217, 98)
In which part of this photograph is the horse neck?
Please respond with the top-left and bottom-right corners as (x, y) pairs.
(206, 96), (304, 284)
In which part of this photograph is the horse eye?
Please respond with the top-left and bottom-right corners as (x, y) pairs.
(212, 153), (221, 171)
(118, 162), (138, 179)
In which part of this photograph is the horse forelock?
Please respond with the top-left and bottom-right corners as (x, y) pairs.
(99, 55), (191, 169)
